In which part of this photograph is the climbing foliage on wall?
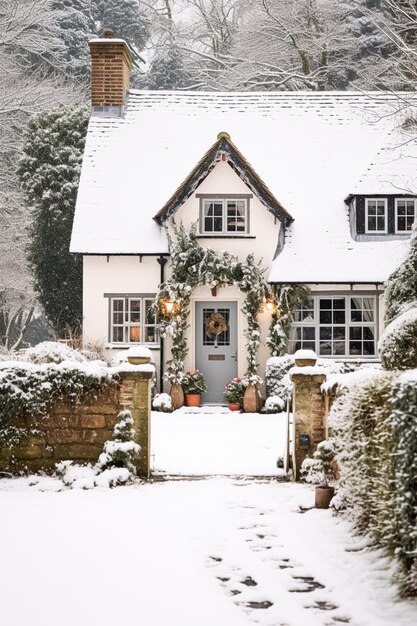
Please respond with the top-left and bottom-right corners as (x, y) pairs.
(156, 223), (269, 380)
(266, 283), (311, 356)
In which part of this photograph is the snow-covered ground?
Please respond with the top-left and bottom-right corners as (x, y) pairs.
(151, 408), (287, 476)
(0, 478), (415, 626)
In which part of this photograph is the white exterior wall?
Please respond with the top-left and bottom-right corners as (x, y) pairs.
(83, 255), (162, 367)
(166, 161), (281, 262)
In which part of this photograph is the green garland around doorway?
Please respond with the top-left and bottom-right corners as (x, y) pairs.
(155, 223), (270, 382)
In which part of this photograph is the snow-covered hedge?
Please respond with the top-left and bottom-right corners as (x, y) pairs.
(266, 355), (361, 402)
(379, 306), (417, 370)
(329, 370), (417, 596)
(0, 359), (116, 447)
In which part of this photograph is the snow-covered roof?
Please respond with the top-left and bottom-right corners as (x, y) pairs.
(71, 90), (414, 281)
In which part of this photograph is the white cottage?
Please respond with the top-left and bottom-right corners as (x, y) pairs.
(70, 33), (415, 402)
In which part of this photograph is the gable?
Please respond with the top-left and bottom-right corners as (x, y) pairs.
(153, 133), (293, 226)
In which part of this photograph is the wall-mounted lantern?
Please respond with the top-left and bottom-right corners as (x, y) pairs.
(161, 299), (179, 317)
(263, 296), (276, 313)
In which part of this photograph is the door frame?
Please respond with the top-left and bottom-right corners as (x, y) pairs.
(190, 297), (243, 378)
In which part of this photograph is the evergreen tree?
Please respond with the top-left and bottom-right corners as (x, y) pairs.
(92, 0), (149, 51)
(52, 0), (149, 77)
(143, 44), (193, 90)
(18, 105), (89, 334)
(51, 0), (95, 77)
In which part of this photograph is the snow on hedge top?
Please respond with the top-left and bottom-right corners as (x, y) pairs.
(22, 341), (86, 364)
(71, 90), (412, 277)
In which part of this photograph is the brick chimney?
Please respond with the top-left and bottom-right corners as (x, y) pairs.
(88, 29), (132, 113)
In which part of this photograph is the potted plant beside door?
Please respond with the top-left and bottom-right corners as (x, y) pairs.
(182, 370), (207, 407)
(224, 378), (245, 411)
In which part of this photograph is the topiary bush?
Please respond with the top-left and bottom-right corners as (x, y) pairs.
(379, 306), (417, 370)
(97, 410), (140, 473)
(265, 355), (293, 400)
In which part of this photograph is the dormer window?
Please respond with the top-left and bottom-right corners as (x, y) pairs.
(395, 198), (416, 233)
(365, 199), (387, 233)
(351, 195), (416, 237)
(200, 196), (249, 235)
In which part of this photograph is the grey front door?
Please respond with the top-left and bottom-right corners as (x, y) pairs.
(195, 301), (238, 404)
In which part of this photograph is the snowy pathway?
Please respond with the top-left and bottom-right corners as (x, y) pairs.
(151, 408), (287, 476)
(0, 478), (415, 626)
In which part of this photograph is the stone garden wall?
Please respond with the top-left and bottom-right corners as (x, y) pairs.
(0, 368), (152, 476)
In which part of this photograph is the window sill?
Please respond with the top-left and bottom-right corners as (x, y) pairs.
(196, 235), (256, 239)
(107, 343), (160, 350)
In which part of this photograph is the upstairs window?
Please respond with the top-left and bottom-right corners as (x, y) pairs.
(110, 296), (158, 345)
(395, 199), (416, 233)
(365, 199), (387, 233)
(201, 198), (248, 235)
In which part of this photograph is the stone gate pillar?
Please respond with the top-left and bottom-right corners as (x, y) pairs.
(119, 350), (154, 478)
(290, 351), (327, 481)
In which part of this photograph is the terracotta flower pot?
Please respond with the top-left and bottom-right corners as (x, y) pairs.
(315, 486), (335, 509)
(228, 402), (240, 411)
(185, 393), (201, 407)
(170, 383), (184, 410)
(243, 384), (261, 413)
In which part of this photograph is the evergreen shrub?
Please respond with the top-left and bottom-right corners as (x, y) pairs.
(329, 370), (417, 595)
(379, 306), (417, 370)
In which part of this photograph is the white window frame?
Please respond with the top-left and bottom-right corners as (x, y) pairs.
(200, 197), (248, 235)
(289, 295), (377, 358)
(109, 295), (158, 346)
(395, 198), (416, 234)
(365, 198), (388, 234)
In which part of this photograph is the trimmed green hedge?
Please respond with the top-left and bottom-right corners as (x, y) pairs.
(329, 371), (417, 596)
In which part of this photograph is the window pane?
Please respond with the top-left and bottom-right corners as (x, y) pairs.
(144, 327), (157, 343)
(203, 201), (223, 233)
(320, 327), (331, 340)
(303, 327), (315, 340)
(320, 310), (332, 324)
(129, 299), (141, 323)
(377, 216), (385, 230)
(129, 326), (141, 342)
(213, 217), (223, 232)
(294, 299), (314, 322)
(112, 326), (124, 343)
(350, 327), (362, 340)
(363, 326), (375, 341)
(367, 200), (386, 232)
(144, 299), (156, 325)
(363, 341), (375, 355)
(333, 310), (345, 324)
(226, 200), (246, 233)
(397, 200), (415, 231)
(112, 299), (124, 325)
(319, 342), (331, 355)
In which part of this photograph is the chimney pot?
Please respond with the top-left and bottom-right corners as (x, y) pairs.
(102, 28), (114, 39)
